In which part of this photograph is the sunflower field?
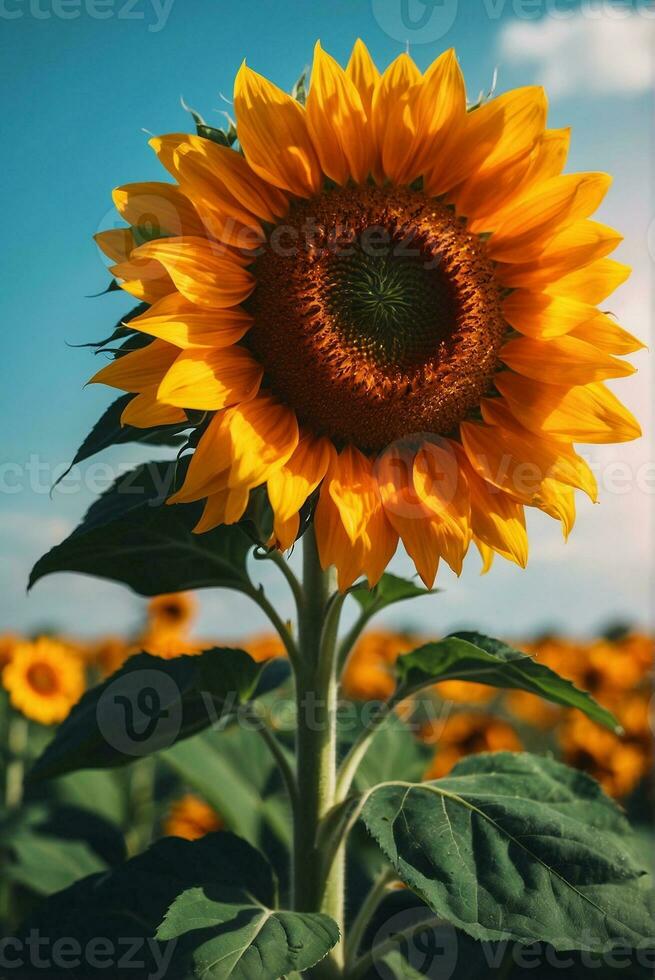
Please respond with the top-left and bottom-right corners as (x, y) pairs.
(1, 28), (653, 980)
(1, 595), (652, 977)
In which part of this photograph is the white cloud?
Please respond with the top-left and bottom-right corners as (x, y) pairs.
(498, 12), (655, 97)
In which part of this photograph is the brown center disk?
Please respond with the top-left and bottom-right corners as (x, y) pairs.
(245, 186), (506, 453)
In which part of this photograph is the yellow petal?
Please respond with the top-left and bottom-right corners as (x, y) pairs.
(494, 374), (642, 443)
(306, 41), (371, 184)
(170, 395), (299, 503)
(569, 312), (645, 355)
(315, 452), (397, 590)
(410, 49), (466, 179)
(371, 53), (421, 184)
(456, 447), (527, 567)
(325, 445), (381, 543)
(193, 485), (250, 533)
(534, 479), (576, 538)
(109, 246), (174, 303)
(412, 439), (470, 544)
(546, 258), (631, 304)
(426, 86), (547, 196)
(376, 443), (454, 587)
(346, 38), (380, 115)
(496, 221), (623, 287)
(462, 399), (597, 501)
(272, 512), (301, 552)
(502, 290), (601, 339)
(130, 292), (252, 349)
(474, 537), (495, 574)
(90, 340), (179, 393)
(234, 63), (322, 197)
(112, 181), (205, 238)
(95, 229), (133, 263)
(131, 237), (255, 309)
(268, 432), (334, 530)
(157, 347), (263, 410)
(500, 335), (635, 384)
(464, 128), (570, 232)
(523, 127), (571, 185)
(120, 387), (187, 428)
(150, 135), (287, 249)
(314, 486), (367, 591)
(487, 173), (612, 262)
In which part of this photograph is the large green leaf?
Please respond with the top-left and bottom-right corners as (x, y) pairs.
(13, 833), (283, 979)
(396, 632), (618, 731)
(28, 648), (286, 781)
(29, 461), (255, 596)
(157, 885), (339, 979)
(361, 752), (654, 951)
(54, 395), (187, 487)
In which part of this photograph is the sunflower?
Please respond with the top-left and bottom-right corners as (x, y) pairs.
(342, 629), (416, 700)
(421, 710), (522, 779)
(2, 638), (86, 725)
(241, 631), (287, 663)
(139, 591), (208, 658)
(163, 793), (223, 841)
(147, 592), (197, 630)
(93, 40), (642, 589)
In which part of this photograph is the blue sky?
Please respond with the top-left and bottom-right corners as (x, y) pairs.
(1, 0), (652, 642)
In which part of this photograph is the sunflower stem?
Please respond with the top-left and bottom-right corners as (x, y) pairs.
(292, 527), (344, 975)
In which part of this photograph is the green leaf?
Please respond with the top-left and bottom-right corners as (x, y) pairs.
(351, 573), (434, 614)
(2, 807), (109, 895)
(28, 648), (286, 781)
(53, 395), (187, 488)
(291, 69), (308, 105)
(396, 632), (619, 731)
(352, 717), (432, 791)
(197, 123), (238, 146)
(162, 725), (292, 851)
(14, 833), (282, 979)
(157, 886), (339, 978)
(361, 752), (654, 950)
(29, 461), (255, 596)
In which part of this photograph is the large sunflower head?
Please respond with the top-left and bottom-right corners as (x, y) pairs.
(2, 637), (86, 725)
(93, 40), (642, 590)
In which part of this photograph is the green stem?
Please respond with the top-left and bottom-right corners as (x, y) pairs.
(336, 601), (380, 674)
(245, 584), (300, 670)
(335, 695), (397, 803)
(292, 527), (343, 975)
(344, 867), (396, 969)
(251, 709), (299, 811)
(5, 714), (29, 810)
(125, 755), (157, 856)
(258, 546), (305, 615)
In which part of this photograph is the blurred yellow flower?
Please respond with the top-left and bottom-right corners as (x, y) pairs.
(163, 793), (223, 841)
(240, 632), (287, 663)
(422, 711), (522, 779)
(342, 630), (416, 701)
(2, 638), (86, 725)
